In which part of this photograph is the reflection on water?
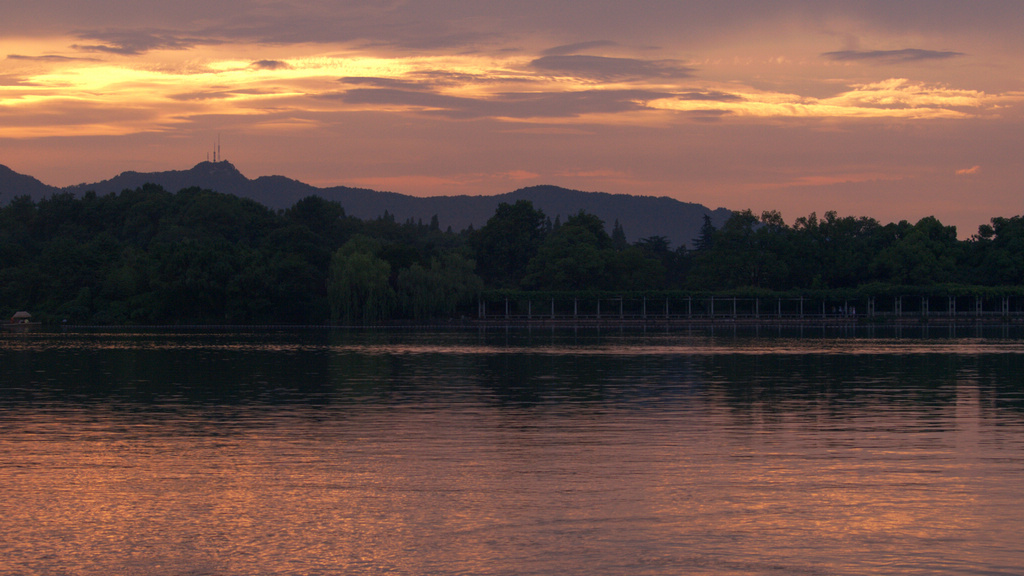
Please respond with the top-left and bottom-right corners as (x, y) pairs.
(2, 328), (1024, 575)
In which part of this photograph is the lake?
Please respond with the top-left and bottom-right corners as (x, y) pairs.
(2, 326), (1023, 575)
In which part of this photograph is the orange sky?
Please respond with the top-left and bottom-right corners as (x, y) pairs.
(2, 1), (1022, 238)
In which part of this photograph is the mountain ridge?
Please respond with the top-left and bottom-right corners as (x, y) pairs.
(0, 161), (730, 247)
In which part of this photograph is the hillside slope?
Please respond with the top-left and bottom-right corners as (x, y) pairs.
(2, 161), (730, 247)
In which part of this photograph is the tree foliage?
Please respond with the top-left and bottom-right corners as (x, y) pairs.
(1, 182), (1022, 324)
(472, 200), (546, 288)
(328, 235), (395, 323)
(397, 251), (482, 320)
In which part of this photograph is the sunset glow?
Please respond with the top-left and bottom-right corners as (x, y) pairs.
(2, 1), (1023, 234)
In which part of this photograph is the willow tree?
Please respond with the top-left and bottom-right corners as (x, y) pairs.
(397, 251), (483, 319)
(328, 235), (396, 323)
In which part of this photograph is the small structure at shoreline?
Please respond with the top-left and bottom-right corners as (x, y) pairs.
(4, 311), (41, 332)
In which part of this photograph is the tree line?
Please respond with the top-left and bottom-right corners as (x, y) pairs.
(1, 184), (1022, 324)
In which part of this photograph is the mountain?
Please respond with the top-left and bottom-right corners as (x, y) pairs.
(493, 185), (732, 248)
(0, 164), (60, 201)
(2, 161), (731, 248)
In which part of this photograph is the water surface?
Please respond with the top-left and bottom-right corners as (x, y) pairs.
(2, 327), (1023, 575)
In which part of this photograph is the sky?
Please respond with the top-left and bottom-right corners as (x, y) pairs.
(2, 0), (1022, 238)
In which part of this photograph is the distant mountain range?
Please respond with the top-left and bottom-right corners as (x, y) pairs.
(0, 160), (730, 248)
(0, 164), (56, 199)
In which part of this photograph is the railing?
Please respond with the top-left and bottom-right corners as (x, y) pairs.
(476, 295), (1024, 323)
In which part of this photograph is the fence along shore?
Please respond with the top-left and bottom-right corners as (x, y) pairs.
(475, 294), (1024, 325)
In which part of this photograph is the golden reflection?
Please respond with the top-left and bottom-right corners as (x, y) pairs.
(3, 331), (1024, 574)
(3, 401), (1020, 574)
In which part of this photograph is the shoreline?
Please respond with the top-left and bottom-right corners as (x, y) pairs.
(7, 315), (1024, 332)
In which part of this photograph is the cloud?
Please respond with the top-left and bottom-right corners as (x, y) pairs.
(529, 55), (693, 81)
(542, 41), (618, 56)
(71, 30), (223, 55)
(678, 90), (743, 102)
(648, 78), (1021, 120)
(0, 74), (32, 87)
(340, 76), (428, 90)
(824, 79), (993, 111)
(339, 71), (527, 94)
(168, 88), (279, 101)
(415, 70), (519, 86)
(0, 98), (164, 137)
(956, 165), (981, 175)
(822, 49), (965, 64)
(252, 60), (290, 70)
(499, 169), (541, 180)
(774, 172), (903, 188)
(334, 87), (671, 119)
(7, 54), (101, 62)
(682, 109), (733, 122)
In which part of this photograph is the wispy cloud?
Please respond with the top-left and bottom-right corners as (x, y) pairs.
(0, 74), (33, 87)
(822, 49), (965, 64)
(71, 30), (223, 55)
(823, 79), (998, 111)
(3, 32), (1021, 144)
(334, 87), (670, 119)
(339, 70), (529, 93)
(682, 109), (733, 122)
(7, 54), (101, 62)
(678, 90), (743, 102)
(499, 169), (541, 180)
(541, 41), (618, 56)
(529, 55), (693, 81)
(0, 97), (164, 137)
(340, 76), (429, 90)
(956, 165), (981, 175)
(648, 78), (1021, 120)
(169, 88), (280, 101)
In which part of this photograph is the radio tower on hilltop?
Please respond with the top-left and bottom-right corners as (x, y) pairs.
(208, 134), (223, 163)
